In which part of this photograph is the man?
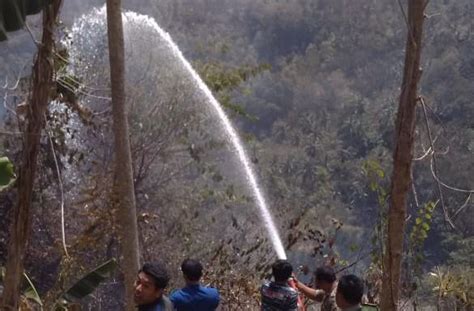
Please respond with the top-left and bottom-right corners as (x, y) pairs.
(134, 262), (174, 311)
(294, 266), (337, 311)
(170, 258), (220, 311)
(261, 259), (299, 311)
(335, 274), (364, 311)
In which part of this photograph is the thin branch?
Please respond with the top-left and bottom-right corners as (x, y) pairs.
(92, 107), (112, 116)
(44, 115), (69, 257)
(6, 62), (27, 91)
(452, 193), (472, 220)
(2, 92), (17, 116)
(57, 79), (111, 101)
(2, 63), (28, 116)
(423, 0), (431, 12)
(0, 129), (30, 136)
(424, 12), (441, 19)
(413, 135), (449, 161)
(398, 0), (410, 30)
(411, 169), (420, 209)
(54, 61), (111, 92)
(418, 100), (473, 193)
(413, 146), (433, 161)
(419, 98), (456, 230)
(428, 158), (474, 194)
(336, 251), (372, 274)
(422, 101), (450, 138)
(25, 21), (40, 46)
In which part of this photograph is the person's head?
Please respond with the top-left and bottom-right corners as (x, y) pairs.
(134, 262), (170, 306)
(271, 259), (293, 283)
(335, 274), (364, 309)
(314, 266), (336, 292)
(181, 258), (203, 283)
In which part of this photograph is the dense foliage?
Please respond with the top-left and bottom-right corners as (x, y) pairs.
(0, 0), (472, 309)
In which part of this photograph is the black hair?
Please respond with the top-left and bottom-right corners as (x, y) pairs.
(272, 259), (293, 282)
(140, 262), (170, 289)
(314, 266), (336, 283)
(181, 258), (203, 282)
(337, 274), (364, 305)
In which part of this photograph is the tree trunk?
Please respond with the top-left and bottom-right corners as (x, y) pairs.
(1, 1), (62, 310)
(380, 1), (427, 311)
(106, 0), (141, 310)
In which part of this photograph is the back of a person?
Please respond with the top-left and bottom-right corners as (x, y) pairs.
(320, 283), (337, 311)
(335, 275), (366, 311)
(171, 284), (219, 311)
(261, 281), (298, 311)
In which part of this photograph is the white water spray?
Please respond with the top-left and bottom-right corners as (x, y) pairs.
(71, 8), (287, 259)
(126, 13), (287, 259)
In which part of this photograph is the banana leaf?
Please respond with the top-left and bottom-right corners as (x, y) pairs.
(23, 272), (43, 308)
(61, 258), (118, 302)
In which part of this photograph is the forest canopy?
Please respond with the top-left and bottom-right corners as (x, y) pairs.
(0, 0), (472, 310)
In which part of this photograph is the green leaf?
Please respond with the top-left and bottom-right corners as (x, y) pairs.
(60, 258), (118, 302)
(422, 223), (430, 232)
(415, 217), (422, 225)
(420, 230), (428, 239)
(0, 156), (16, 188)
(425, 201), (436, 212)
(23, 272), (43, 307)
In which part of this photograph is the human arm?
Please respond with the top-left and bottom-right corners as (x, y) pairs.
(293, 278), (325, 302)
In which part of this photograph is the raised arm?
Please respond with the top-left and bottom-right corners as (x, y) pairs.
(294, 278), (325, 302)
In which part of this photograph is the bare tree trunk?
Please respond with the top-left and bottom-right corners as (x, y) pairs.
(106, 0), (140, 310)
(380, 1), (427, 310)
(1, 1), (62, 310)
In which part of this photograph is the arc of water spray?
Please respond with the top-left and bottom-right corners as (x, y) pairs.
(124, 13), (287, 259)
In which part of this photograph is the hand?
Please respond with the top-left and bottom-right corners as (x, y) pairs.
(291, 274), (300, 288)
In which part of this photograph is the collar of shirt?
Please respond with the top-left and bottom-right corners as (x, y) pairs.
(342, 304), (361, 311)
(137, 298), (164, 311)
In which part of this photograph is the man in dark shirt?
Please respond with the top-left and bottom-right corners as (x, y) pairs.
(134, 262), (174, 311)
(170, 258), (220, 311)
(294, 265), (338, 311)
(261, 259), (299, 311)
(335, 274), (364, 311)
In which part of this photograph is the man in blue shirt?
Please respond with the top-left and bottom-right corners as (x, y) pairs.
(170, 258), (220, 311)
(134, 262), (174, 311)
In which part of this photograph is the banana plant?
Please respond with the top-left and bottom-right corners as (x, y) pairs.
(1, 259), (118, 310)
(54, 258), (118, 310)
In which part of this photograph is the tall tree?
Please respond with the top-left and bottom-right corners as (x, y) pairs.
(381, 1), (428, 310)
(106, 0), (140, 309)
(1, 0), (62, 309)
